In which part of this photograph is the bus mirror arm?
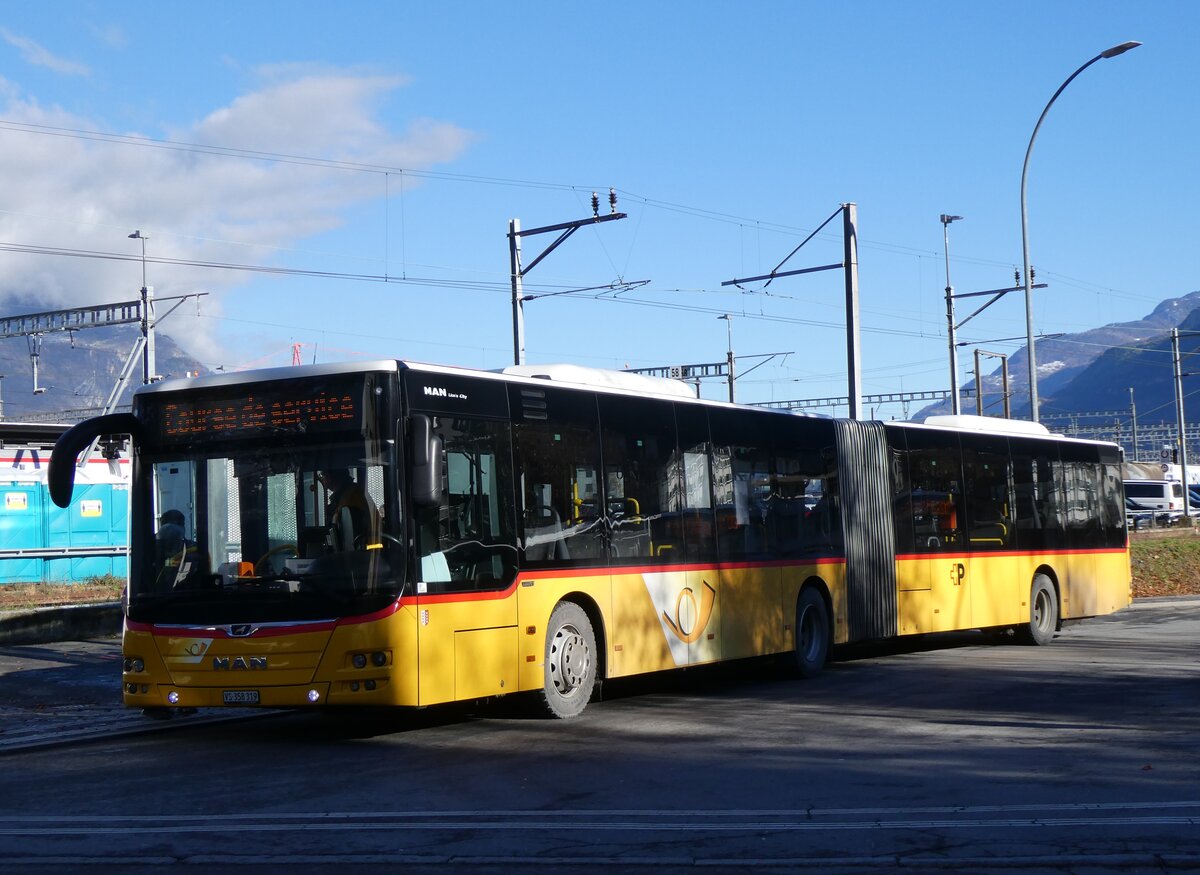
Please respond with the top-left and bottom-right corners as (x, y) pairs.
(410, 415), (443, 508)
(48, 413), (141, 509)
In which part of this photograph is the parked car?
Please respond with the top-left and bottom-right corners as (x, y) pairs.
(1125, 497), (1176, 529)
(1189, 485), (1200, 509)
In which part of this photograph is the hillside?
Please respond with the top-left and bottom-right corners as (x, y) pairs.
(1044, 307), (1200, 418)
(918, 290), (1200, 420)
(0, 325), (206, 421)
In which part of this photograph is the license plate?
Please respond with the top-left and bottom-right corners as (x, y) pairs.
(222, 690), (260, 705)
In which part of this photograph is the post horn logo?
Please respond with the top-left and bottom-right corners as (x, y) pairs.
(663, 580), (716, 644)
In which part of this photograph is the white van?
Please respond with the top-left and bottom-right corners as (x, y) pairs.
(1123, 479), (1185, 513)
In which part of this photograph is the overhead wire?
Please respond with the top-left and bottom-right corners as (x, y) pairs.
(0, 114), (1181, 395)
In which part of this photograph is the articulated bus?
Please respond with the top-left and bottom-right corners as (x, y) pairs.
(48, 359), (1131, 718)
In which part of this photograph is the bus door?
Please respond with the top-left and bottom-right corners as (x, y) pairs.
(675, 405), (720, 666)
(509, 385), (613, 681)
(1058, 448), (1104, 611)
(905, 434), (971, 633)
(709, 409), (784, 660)
(413, 414), (521, 706)
(962, 435), (1018, 627)
(599, 395), (710, 674)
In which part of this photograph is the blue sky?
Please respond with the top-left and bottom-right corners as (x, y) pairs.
(0, 2), (1192, 415)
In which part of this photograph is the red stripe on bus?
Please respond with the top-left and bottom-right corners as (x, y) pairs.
(398, 556), (848, 607)
(894, 546), (1129, 561)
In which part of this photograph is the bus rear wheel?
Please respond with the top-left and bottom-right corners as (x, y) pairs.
(539, 602), (597, 719)
(1022, 575), (1058, 646)
(792, 587), (831, 678)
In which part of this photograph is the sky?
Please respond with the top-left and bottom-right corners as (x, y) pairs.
(0, 2), (1193, 417)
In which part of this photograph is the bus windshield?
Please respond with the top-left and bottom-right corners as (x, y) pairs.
(134, 437), (402, 625)
(121, 368), (404, 625)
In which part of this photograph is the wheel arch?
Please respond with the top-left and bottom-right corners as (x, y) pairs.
(796, 575), (835, 647)
(557, 591), (608, 680)
(1032, 564), (1062, 631)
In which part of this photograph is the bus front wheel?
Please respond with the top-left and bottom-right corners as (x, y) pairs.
(539, 602), (597, 719)
(793, 587), (831, 678)
(1023, 575), (1059, 646)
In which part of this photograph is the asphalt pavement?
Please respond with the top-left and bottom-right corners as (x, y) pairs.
(0, 603), (258, 753)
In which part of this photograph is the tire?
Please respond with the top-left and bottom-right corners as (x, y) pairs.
(792, 587), (831, 679)
(539, 602), (598, 719)
(1023, 574), (1059, 646)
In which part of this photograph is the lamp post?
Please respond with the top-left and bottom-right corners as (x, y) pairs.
(1020, 40), (1141, 423)
(941, 214), (964, 415)
(718, 314), (735, 402)
(129, 230), (155, 384)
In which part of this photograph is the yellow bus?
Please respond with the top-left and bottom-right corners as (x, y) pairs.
(48, 360), (1131, 718)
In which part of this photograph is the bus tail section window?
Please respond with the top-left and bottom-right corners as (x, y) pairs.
(1010, 442), (1064, 551)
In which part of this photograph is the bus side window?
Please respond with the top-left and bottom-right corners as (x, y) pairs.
(889, 442), (916, 555)
(709, 408), (776, 562)
(961, 438), (1013, 550)
(511, 386), (604, 567)
(675, 403), (715, 563)
(905, 439), (963, 551)
(598, 394), (678, 563)
(415, 417), (518, 591)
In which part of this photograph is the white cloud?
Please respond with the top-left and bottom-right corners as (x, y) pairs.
(0, 28), (90, 76)
(0, 68), (474, 364)
(87, 23), (127, 50)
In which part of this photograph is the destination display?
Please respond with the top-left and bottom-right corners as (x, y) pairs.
(146, 378), (366, 442)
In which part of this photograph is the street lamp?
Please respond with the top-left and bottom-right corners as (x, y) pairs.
(718, 314), (735, 402)
(941, 214), (964, 415)
(1020, 40), (1141, 423)
(129, 230), (155, 384)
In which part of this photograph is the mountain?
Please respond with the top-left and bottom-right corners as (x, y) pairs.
(918, 290), (1200, 421)
(1044, 307), (1200, 419)
(0, 326), (207, 422)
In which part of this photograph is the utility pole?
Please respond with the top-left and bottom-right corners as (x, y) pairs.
(1129, 387), (1139, 461)
(722, 203), (861, 417)
(508, 190), (627, 366)
(1173, 328), (1191, 518)
(843, 203), (862, 419)
(941, 214), (964, 414)
(946, 268), (1046, 418)
(973, 349), (1010, 418)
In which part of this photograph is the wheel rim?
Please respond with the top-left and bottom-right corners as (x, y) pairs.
(1033, 587), (1052, 633)
(798, 604), (821, 663)
(549, 623), (590, 697)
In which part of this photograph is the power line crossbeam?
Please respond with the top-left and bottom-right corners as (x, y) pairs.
(0, 300), (142, 339)
(757, 388), (977, 412)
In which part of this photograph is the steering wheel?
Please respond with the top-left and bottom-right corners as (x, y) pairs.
(255, 543), (298, 576)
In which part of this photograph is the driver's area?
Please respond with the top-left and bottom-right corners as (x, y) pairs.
(138, 442), (402, 622)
